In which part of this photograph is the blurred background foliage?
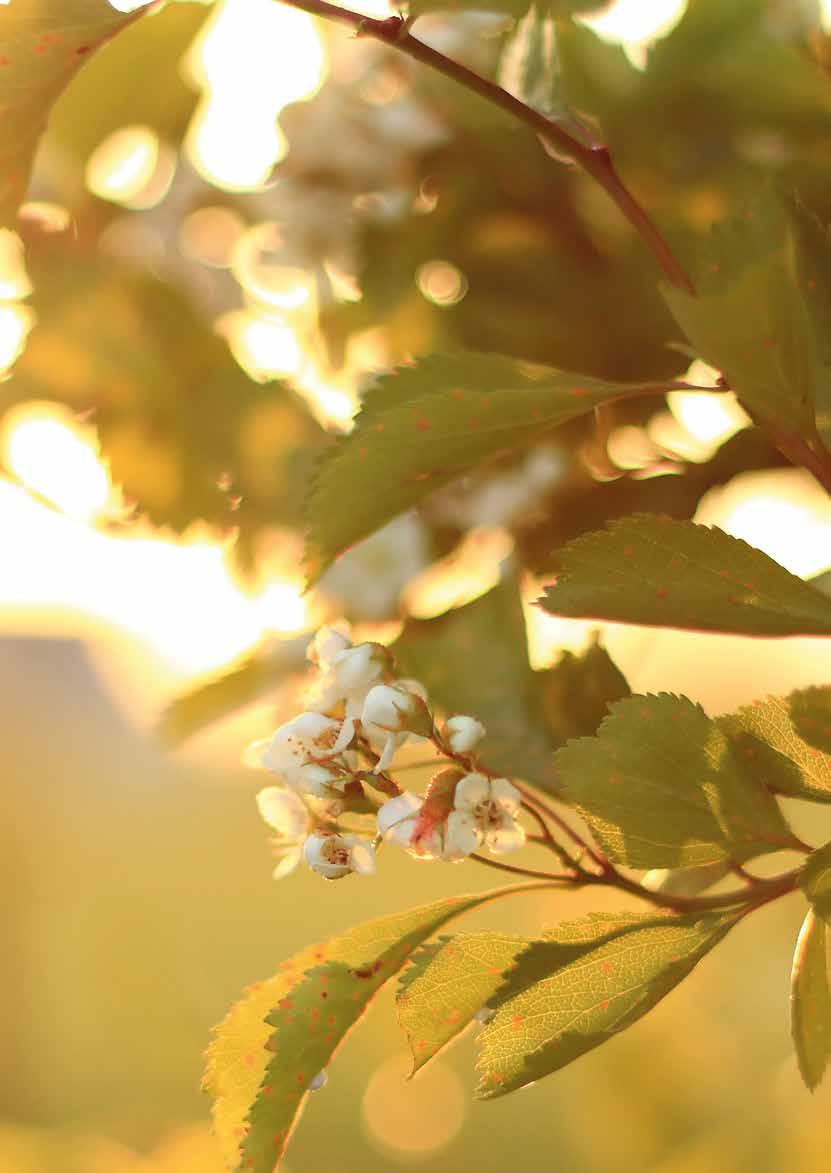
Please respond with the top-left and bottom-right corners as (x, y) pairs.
(3, 0), (831, 1169)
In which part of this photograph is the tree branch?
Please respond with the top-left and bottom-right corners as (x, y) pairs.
(270, 0), (695, 294)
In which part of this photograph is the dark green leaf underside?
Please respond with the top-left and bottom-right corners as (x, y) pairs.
(539, 515), (831, 636)
(305, 353), (676, 580)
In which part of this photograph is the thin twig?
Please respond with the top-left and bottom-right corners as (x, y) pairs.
(268, 0), (694, 294)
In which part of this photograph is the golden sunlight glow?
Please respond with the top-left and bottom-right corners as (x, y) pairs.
(252, 580), (308, 633)
(362, 1054), (466, 1158)
(184, 0), (326, 191)
(580, 0), (687, 68)
(0, 230), (32, 301)
(218, 308), (304, 380)
(403, 527), (512, 619)
(0, 303), (35, 374)
(86, 126), (176, 210)
(2, 404), (112, 523)
(234, 235), (317, 316)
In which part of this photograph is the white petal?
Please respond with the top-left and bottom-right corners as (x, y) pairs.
(272, 849), (302, 880)
(388, 818), (419, 849)
(242, 737), (273, 769)
(308, 625), (351, 668)
(256, 787), (307, 835)
(485, 820), (526, 855)
(398, 677), (428, 702)
(349, 840), (377, 875)
(453, 772), (490, 811)
(374, 732), (405, 773)
(490, 777), (521, 813)
(444, 715), (485, 754)
(331, 716), (356, 754)
(377, 792), (422, 837)
(444, 811), (481, 860)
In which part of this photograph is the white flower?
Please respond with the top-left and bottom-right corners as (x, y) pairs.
(256, 786), (310, 880)
(361, 680), (432, 771)
(377, 791), (423, 845)
(449, 773), (525, 855)
(309, 641), (391, 713)
(303, 832), (376, 879)
(376, 790), (477, 862)
(262, 712), (344, 772)
(307, 625), (352, 670)
(443, 715), (486, 754)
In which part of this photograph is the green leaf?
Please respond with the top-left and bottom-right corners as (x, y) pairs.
(0, 0), (147, 226)
(206, 887), (535, 1173)
(538, 515), (831, 636)
(662, 191), (831, 450)
(800, 842), (831, 922)
(305, 353), (677, 579)
(719, 692), (831, 804)
(789, 686), (831, 755)
(476, 909), (740, 1096)
(790, 910), (831, 1091)
(394, 575), (558, 790)
(398, 932), (531, 1075)
(538, 635), (630, 747)
(555, 693), (796, 868)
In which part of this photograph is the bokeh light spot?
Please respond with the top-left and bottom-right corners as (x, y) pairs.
(362, 1053), (466, 1159)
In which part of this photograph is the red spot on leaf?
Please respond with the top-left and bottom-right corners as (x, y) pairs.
(623, 546), (634, 557)
(569, 386), (589, 398)
(600, 961), (615, 975)
(655, 586), (669, 599)
(415, 417), (431, 432)
(278, 998), (293, 1010)
(609, 774), (622, 786)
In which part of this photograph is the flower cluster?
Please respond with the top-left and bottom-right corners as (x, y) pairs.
(250, 626), (527, 880)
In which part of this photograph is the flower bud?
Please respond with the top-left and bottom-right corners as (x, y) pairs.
(443, 714), (486, 754)
(362, 682), (433, 738)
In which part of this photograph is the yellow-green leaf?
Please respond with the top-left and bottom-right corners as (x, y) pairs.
(476, 909), (739, 1097)
(719, 691), (831, 804)
(790, 909), (831, 1091)
(555, 693), (797, 869)
(801, 841), (831, 922)
(397, 932), (531, 1075)
(0, 0), (148, 226)
(205, 886), (542, 1172)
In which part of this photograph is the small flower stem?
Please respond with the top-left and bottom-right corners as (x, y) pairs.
(471, 854), (576, 883)
(267, 0), (695, 294)
(470, 854), (803, 915)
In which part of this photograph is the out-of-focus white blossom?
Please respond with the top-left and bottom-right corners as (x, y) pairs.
(308, 636), (391, 714)
(449, 773), (525, 854)
(361, 680), (432, 771)
(443, 714), (486, 754)
(256, 786), (310, 879)
(307, 624), (351, 670)
(303, 832), (376, 879)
